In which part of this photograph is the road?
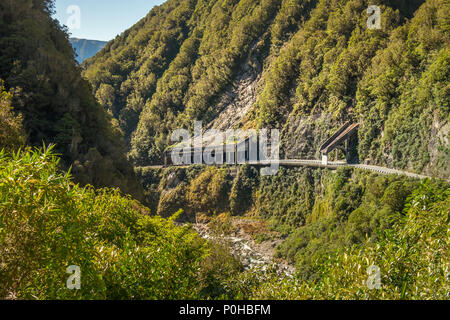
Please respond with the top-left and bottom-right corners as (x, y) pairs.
(143, 160), (439, 180)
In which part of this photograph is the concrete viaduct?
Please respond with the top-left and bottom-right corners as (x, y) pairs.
(154, 122), (437, 180)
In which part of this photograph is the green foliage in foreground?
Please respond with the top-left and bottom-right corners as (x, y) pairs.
(0, 149), (447, 300)
(0, 147), (207, 299)
(251, 180), (449, 299)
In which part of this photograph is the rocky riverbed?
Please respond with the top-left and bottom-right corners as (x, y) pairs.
(193, 221), (295, 277)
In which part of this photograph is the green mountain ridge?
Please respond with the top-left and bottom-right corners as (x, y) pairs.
(84, 0), (449, 179)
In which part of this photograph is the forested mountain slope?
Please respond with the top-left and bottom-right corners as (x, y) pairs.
(84, 0), (449, 178)
(0, 0), (143, 199)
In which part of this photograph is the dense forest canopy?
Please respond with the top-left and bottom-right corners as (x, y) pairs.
(84, 0), (448, 179)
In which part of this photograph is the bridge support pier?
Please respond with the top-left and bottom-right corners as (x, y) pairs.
(320, 122), (360, 166)
(345, 132), (359, 164)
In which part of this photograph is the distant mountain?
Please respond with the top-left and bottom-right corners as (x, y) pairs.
(70, 38), (107, 63)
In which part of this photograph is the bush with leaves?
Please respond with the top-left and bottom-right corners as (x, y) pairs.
(0, 147), (207, 299)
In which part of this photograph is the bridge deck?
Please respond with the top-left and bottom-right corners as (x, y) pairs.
(144, 160), (436, 180)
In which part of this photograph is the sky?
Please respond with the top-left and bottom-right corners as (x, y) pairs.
(53, 0), (165, 41)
